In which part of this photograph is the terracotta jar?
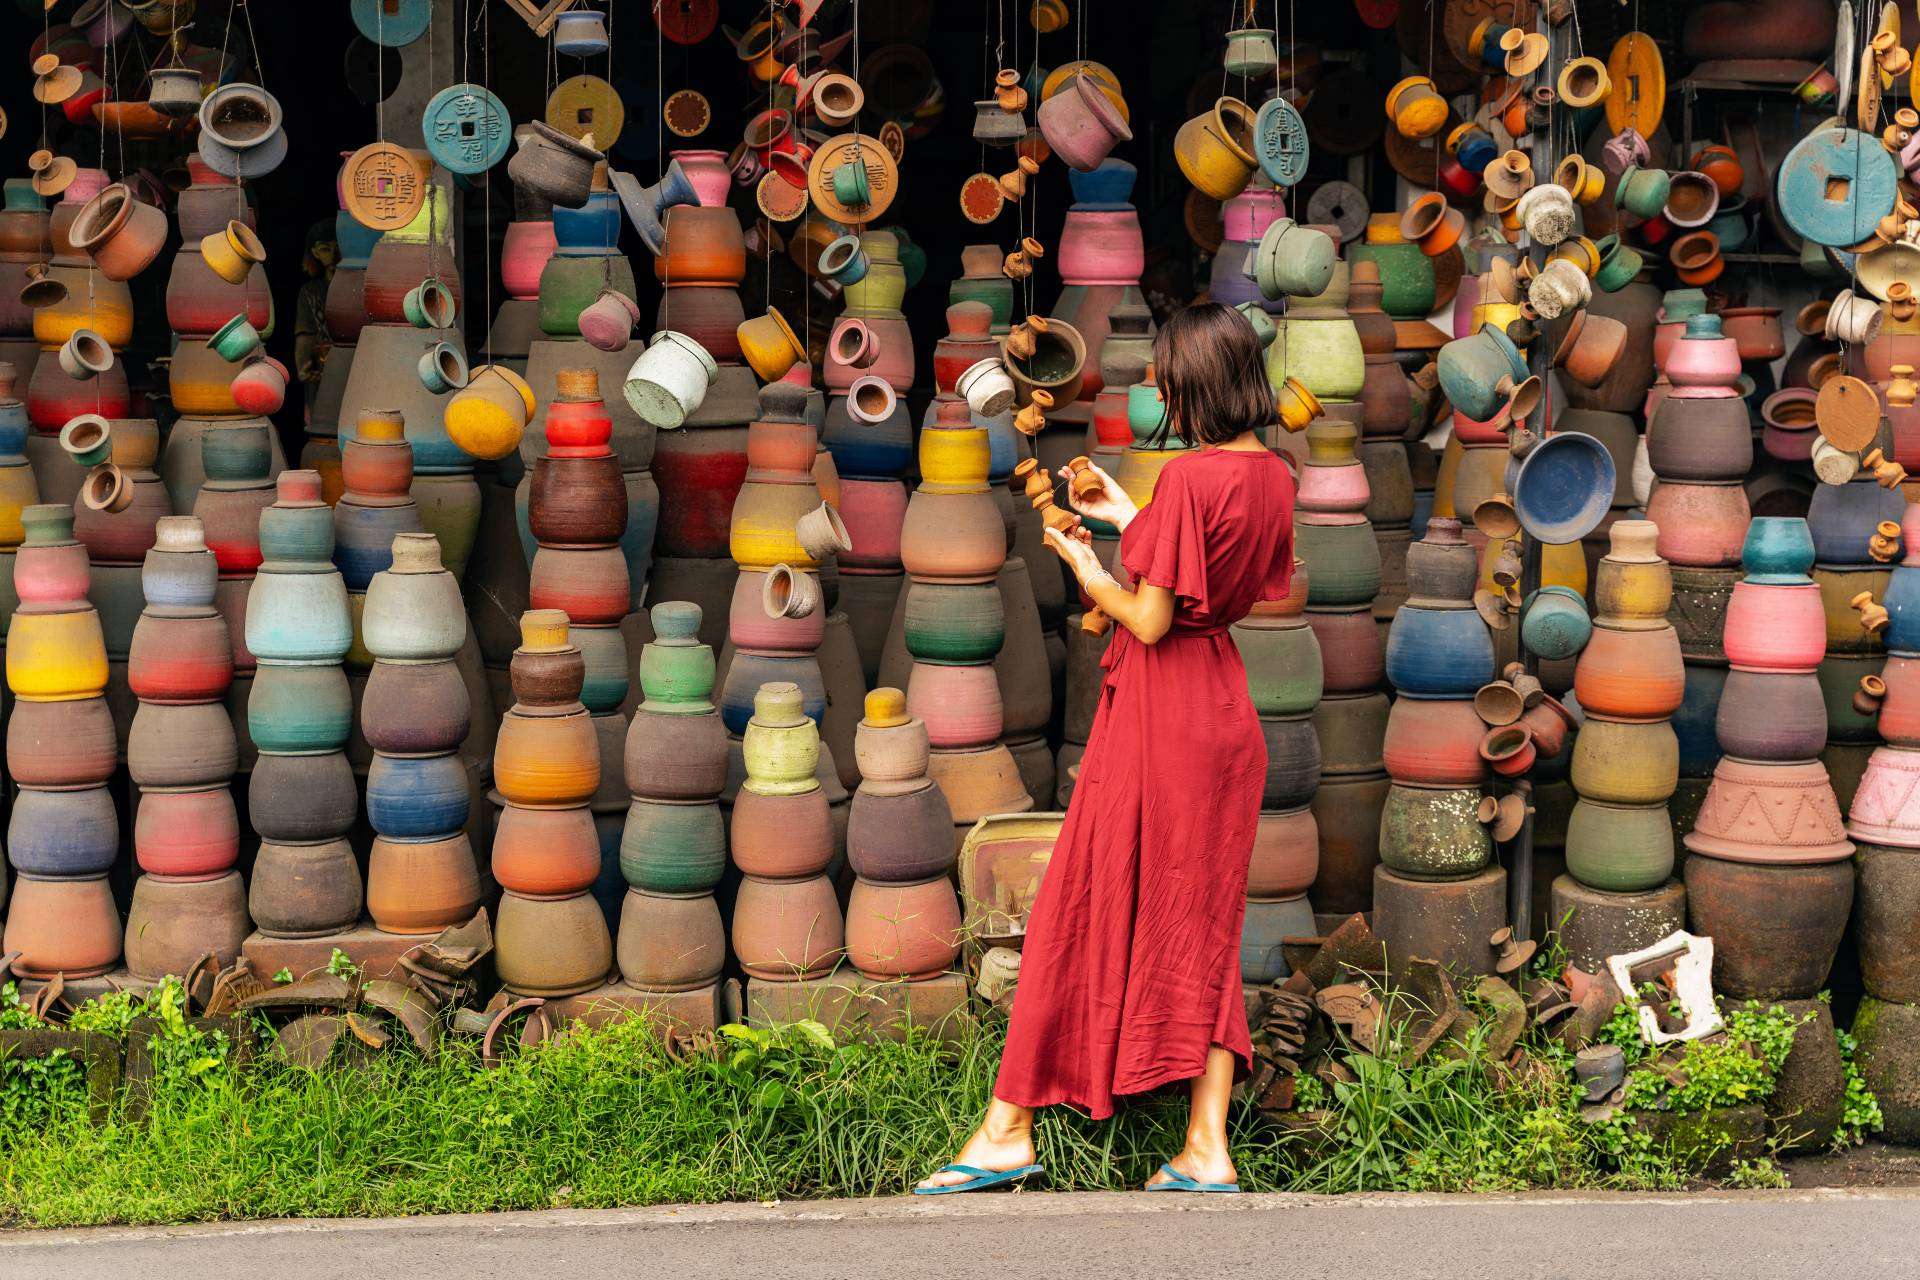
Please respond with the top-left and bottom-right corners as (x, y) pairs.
(248, 839), (361, 938)
(1385, 605), (1495, 696)
(1684, 757), (1853, 863)
(616, 888), (726, 990)
(248, 752), (357, 842)
(732, 787), (835, 880)
(120, 871), (248, 978)
(653, 205), (747, 284)
(133, 787), (240, 878)
(365, 833), (482, 933)
(844, 876), (962, 980)
(1722, 581), (1825, 674)
(3, 873), (121, 977)
(1569, 717), (1679, 803)
(8, 785), (118, 877)
(1644, 482), (1749, 567)
(1246, 805), (1319, 898)
(1573, 625), (1684, 721)
(731, 873), (845, 980)
(1232, 616), (1324, 715)
(847, 780), (954, 882)
(1403, 516), (1479, 606)
(495, 890), (613, 996)
(5, 696), (116, 787)
(907, 662), (1004, 749)
(1716, 669), (1827, 761)
(1683, 857), (1854, 999)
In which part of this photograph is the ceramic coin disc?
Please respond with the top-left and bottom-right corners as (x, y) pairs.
(878, 121), (907, 161)
(656, 0), (719, 46)
(664, 89), (711, 138)
(1778, 126), (1899, 246)
(1816, 374), (1882, 452)
(1255, 97), (1310, 187)
(960, 172), (1005, 224)
(1605, 32), (1665, 139)
(342, 141), (428, 231)
(351, 0), (431, 46)
(546, 75), (624, 149)
(756, 171), (810, 223)
(422, 84), (511, 175)
(807, 133), (899, 224)
(1308, 180), (1370, 243)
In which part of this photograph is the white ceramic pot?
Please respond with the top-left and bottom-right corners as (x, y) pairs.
(623, 330), (718, 429)
(957, 357), (1015, 417)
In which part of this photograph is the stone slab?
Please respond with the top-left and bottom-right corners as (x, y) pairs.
(541, 980), (738, 1037)
(241, 922), (458, 984)
(746, 968), (972, 1043)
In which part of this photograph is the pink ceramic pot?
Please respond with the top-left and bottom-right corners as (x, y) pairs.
(906, 661), (1004, 748)
(672, 149), (733, 208)
(1223, 187), (1287, 243)
(1723, 581), (1826, 674)
(501, 220), (558, 300)
(1645, 482), (1749, 567)
(1058, 209), (1145, 286)
(1665, 332), (1741, 389)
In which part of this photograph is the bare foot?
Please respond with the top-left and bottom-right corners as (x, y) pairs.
(1144, 1146), (1237, 1189)
(915, 1125), (1037, 1191)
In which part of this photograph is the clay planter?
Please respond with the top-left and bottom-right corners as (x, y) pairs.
(1565, 799), (1674, 892)
(496, 708), (599, 807)
(1573, 625), (1684, 722)
(365, 833), (482, 933)
(133, 787), (240, 878)
(1685, 757), (1852, 863)
(366, 752), (471, 839)
(360, 660), (469, 753)
(248, 839), (361, 938)
(625, 708), (728, 800)
(495, 891), (613, 997)
(1371, 864), (1507, 983)
(732, 873), (844, 981)
(1247, 805), (1319, 898)
(7, 785), (118, 877)
(1667, 567), (1737, 660)
(844, 876), (962, 980)
(908, 663), (1004, 750)
(3, 873), (120, 977)
(619, 798), (725, 895)
(1648, 395), (1751, 482)
(1645, 482), (1749, 567)
(123, 870), (249, 980)
(1385, 605), (1495, 697)
(1570, 717), (1679, 804)
(731, 787), (835, 880)
(1174, 97), (1258, 200)
(1241, 894), (1318, 984)
(1258, 714), (1322, 809)
(1378, 785), (1491, 880)
(127, 701), (237, 789)
(1852, 998), (1920, 1144)
(1715, 669), (1827, 761)
(1381, 697), (1486, 786)
(246, 667), (352, 756)
(1721, 582), (1824, 674)
(5, 696), (117, 788)
(249, 753), (357, 843)
(491, 803), (602, 898)
(1683, 857), (1853, 999)
(846, 781), (955, 883)
(1036, 71), (1132, 172)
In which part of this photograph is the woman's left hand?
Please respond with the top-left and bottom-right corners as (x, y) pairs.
(1043, 525), (1105, 587)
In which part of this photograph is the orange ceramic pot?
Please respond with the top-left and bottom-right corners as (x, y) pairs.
(844, 875), (962, 980)
(731, 872), (845, 981)
(1246, 805), (1319, 898)
(491, 803), (602, 896)
(653, 206), (748, 284)
(365, 833), (482, 933)
(3, 873), (121, 977)
(494, 889), (613, 996)
(1573, 624), (1685, 721)
(1382, 697), (1489, 786)
(495, 707), (600, 807)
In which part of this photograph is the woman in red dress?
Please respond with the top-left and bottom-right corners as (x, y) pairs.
(918, 303), (1297, 1195)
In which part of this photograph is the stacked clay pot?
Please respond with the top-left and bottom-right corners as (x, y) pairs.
(486, 180), (556, 376)
(1685, 515), (1854, 999)
(362, 534), (483, 942)
(950, 243), (1015, 335)
(124, 514), (247, 978)
(844, 687), (962, 981)
(520, 170), (656, 617)
(28, 170), (131, 508)
(1230, 554), (1322, 981)
(0, 365), (41, 679)
(164, 156), (278, 517)
(1849, 492), (1920, 1139)
(335, 408), (424, 785)
(1210, 185), (1287, 321)
(1555, 519), (1688, 977)
(1266, 228), (1363, 429)
(192, 416), (277, 778)
(902, 394), (1033, 845)
(3, 504), (122, 977)
(0, 179), (50, 383)
(1645, 315), (1751, 577)
(733, 681), (845, 983)
(78, 417), (170, 747)
(525, 367), (630, 935)
(646, 174), (757, 653)
(490, 609), (610, 995)
(1375, 517), (1505, 982)
(1349, 262), (1417, 632)
(827, 230), (915, 400)
(990, 412), (1057, 811)
(1810, 469), (1901, 819)
(1297, 417), (1389, 913)
(1049, 158), (1149, 438)
(339, 181), (478, 577)
(616, 602), (727, 996)
(245, 471), (360, 941)
(307, 171), (381, 497)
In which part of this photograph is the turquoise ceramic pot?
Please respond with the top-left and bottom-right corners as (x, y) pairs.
(246, 664), (353, 754)
(1521, 585), (1592, 661)
(1741, 516), (1816, 584)
(246, 570), (352, 664)
(1437, 323), (1528, 421)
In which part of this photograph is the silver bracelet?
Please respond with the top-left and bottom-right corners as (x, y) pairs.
(1084, 568), (1118, 593)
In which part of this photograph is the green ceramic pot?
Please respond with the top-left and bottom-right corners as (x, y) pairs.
(1349, 241), (1435, 319)
(1565, 798), (1674, 891)
(1378, 784), (1491, 879)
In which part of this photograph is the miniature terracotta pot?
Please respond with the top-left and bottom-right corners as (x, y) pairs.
(69, 182), (167, 281)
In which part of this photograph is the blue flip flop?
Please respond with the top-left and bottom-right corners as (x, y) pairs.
(912, 1163), (1043, 1195)
(1144, 1162), (1240, 1193)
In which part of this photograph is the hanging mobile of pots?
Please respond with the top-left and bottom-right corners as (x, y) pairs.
(422, 84), (512, 175)
(342, 140), (429, 232)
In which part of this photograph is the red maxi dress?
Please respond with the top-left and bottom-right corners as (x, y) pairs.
(995, 448), (1297, 1118)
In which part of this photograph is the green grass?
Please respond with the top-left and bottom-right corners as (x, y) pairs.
(0, 981), (1849, 1227)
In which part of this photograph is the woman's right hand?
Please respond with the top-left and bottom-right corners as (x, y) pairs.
(1064, 461), (1138, 531)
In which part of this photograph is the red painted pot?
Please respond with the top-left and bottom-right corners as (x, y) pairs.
(528, 544), (629, 624)
(1383, 696), (1488, 786)
(127, 611), (233, 703)
(1722, 581), (1825, 674)
(134, 786), (240, 878)
(1307, 605), (1385, 693)
(651, 426), (747, 557)
(1645, 481), (1749, 567)
(492, 802), (602, 897)
(836, 478), (907, 569)
(3, 874), (120, 978)
(844, 875), (962, 980)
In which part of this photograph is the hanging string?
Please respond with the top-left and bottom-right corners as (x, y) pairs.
(481, 0), (494, 366)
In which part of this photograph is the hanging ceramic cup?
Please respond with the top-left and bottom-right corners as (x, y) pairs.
(69, 182), (169, 281)
(416, 341), (470, 394)
(829, 317), (879, 370)
(578, 288), (641, 353)
(445, 364), (535, 461)
(761, 562), (822, 620)
(206, 313), (262, 362)
(1614, 164), (1671, 220)
(1253, 217), (1336, 300)
(403, 277), (458, 329)
(818, 233), (868, 284)
(1036, 70), (1134, 172)
(58, 413), (112, 467)
(230, 356), (289, 415)
(795, 502), (852, 560)
(58, 328), (113, 379)
(737, 307), (806, 383)
(623, 330), (718, 429)
(200, 219), (265, 285)
(958, 357), (1016, 416)
(846, 375), (897, 426)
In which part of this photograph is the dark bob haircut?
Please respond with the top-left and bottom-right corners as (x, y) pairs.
(1148, 302), (1278, 448)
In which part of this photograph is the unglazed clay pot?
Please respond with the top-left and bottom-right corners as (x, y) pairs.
(495, 890), (613, 996)
(123, 870), (249, 979)
(1683, 857), (1853, 999)
(1573, 625), (1684, 721)
(731, 873), (844, 980)
(3, 873), (121, 977)
(1644, 482), (1749, 567)
(848, 781), (954, 881)
(5, 695), (117, 787)
(1232, 616), (1324, 714)
(619, 798), (725, 894)
(1378, 784), (1491, 879)
(1565, 799), (1674, 892)
(1722, 581), (1825, 673)
(844, 875), (962, 980)
(1247, 805), (1319, 898)
(731, 787), (835, 880)
(1569, 717), (1679, 803)
(1684, 757), (1852, 863)
(1259, 714), (1322, 809)
(616, 887), (726, 990)
(1715, 669), (1828, 761)
(1385, 605), (1494, 696)
(248, 838), (362, 938)
(491, 803), (601, 896)
(364, 833), (482, 933)
(133, 787), (240, 878)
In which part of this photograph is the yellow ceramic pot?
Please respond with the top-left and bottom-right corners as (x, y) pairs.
(918, 423), (991, 493)
(1385, 76), (1447, 140)
(1595, 557), (1675, 628)
(729, 479), (819, 570)
(1114, 447), (1185, 508)
(169, 339), (242, 417)
(741, 682), (821, 796)
(0, 466), (38, 546)
(201, 220), (264, 286)
(841, 231), (906, 311)
(1277, 377), (1324, 432)
(736, 307), (804, 383)
(494, 708), (601, 807)
(1570, 716), (1680, 804)
(1174, 97), (1258, 201)
(445, 364), (535, 461)
(33, 265), (134, 348)
(1472, 301), (1527, 334)
(8, 608), (109, 700)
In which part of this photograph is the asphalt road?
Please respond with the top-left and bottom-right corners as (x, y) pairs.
(3, 1189), (1914, 1279)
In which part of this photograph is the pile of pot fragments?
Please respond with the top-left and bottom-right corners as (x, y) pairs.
(9, 0), (1920, 1132)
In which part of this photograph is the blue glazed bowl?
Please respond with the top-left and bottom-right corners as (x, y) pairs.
(1512, 432), (1615, 545)
(1740, 516), (1816, 584)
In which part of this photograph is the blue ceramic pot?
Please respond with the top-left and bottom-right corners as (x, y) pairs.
(8, 785), (118, 876)
(1437, 323), (1528, 422)
(824, 395), (912, 478)
(1808, 478), (1904, 565)
(552, 190), (623, 256)
(1521, 585), (1592, 661)
(1512, 432), (1615, 545)
(259, 502), (336, 565)
(333, 501), (425, 591)
(335, 210), (381, 268)
(0, 398), (27, 461)
(1741, 516), (1816, 584)
(718, 652), (826, 735)
(1068, 158), (1137, 207)
(1241, 894), (1316, 984)
(366, 751), (472, 838)
(1885, 564), (1920, 655)
(201, 421), (273, 483)
(1672, 663), (1727, 777)
(1385, 604), (1495, 697)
